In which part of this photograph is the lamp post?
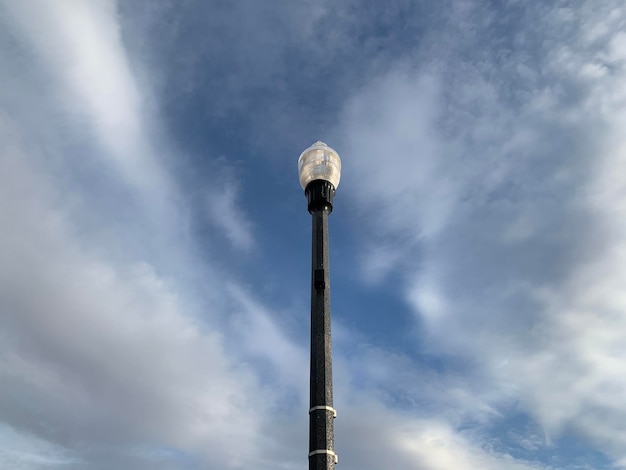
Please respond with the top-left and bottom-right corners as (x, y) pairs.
(298, 141), (341, 470)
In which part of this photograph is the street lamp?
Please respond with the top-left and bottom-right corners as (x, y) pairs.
(298, 141), (341, 470)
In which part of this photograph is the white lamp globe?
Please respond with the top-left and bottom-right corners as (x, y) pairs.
(298, 141), (341, 190)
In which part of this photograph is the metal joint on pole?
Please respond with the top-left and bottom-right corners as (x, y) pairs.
(305, 179), (336, 214)
(309, 450), (339, 464)
(309, 405), (337, 418)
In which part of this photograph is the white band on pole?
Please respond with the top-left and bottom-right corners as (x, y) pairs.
(309, 405), (337, 418)
(309, 449), (338, 464)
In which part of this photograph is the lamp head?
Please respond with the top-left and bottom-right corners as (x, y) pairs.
(298, 141), (341, 213)
(298, 141), (341, 190)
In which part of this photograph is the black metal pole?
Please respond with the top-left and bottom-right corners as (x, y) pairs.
(306, 179), (337, 470)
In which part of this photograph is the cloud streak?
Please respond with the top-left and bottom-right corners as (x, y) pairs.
(3, 0), (166, 194)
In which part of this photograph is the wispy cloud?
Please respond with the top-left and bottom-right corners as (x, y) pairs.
(338, 0), (626, 465)
(0, 143), (266, 468)
(3, 0), (166, 195)
(336, 400), (543, 470)
(0, 1), (264, 468)
(205, 162), (255, 251)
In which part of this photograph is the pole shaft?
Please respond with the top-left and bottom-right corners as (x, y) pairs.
(309, 208), (335, 470)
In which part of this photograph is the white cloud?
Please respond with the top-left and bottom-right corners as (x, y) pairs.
(226, 284), (308, 394)
(1, 0), (164, 195)
(0, 147), (267, 467)
(205, 165), (255, 251)
(341, 70), (452, 239)
(0, 1), (261, 467)
(336, 400), (542, 470)
(338, 0), (626, 466)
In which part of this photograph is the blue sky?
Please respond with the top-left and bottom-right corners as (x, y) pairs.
(1, 0), (625, 469)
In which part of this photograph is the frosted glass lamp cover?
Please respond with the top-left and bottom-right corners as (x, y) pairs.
(298, 141), (341, 190)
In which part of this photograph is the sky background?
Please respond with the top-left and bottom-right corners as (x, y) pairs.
(1, 0), (625, 469)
